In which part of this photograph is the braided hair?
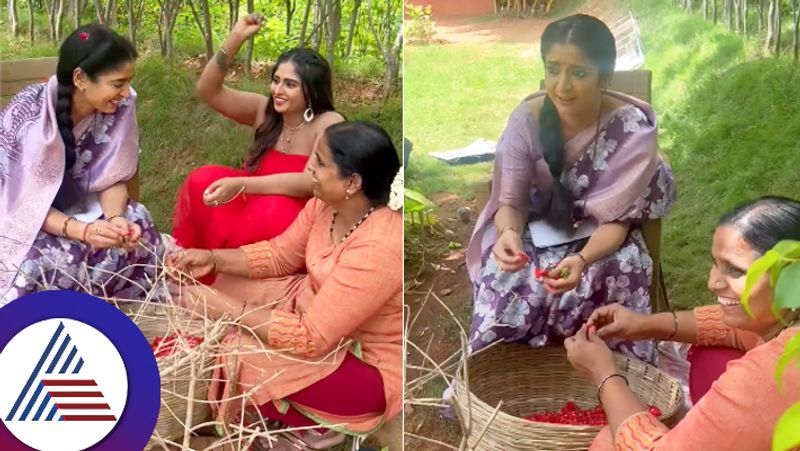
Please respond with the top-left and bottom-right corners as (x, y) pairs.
(53, 24), (137, 210)
(538, 15), (616, 226)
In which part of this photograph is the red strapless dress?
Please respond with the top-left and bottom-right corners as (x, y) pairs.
(172, 150), (310, 251)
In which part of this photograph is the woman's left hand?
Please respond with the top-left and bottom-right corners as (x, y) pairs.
(109, 216), (141, 251)
(542, 254), (586, 294)
(565, 325), (617, 385)
(203, 177), (245, 206)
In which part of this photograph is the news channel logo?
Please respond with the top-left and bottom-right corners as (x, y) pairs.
(0, 291), (160, 450)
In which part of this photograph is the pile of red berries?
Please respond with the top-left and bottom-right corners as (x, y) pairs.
(524, 401), (662, 426)
(150, 332), (204, 358)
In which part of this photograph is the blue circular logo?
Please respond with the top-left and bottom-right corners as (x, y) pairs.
(0, 291), (160, 451)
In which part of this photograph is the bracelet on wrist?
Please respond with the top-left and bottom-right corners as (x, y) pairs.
(62, 216), (77, 239)
(82, 222), (91, 242)
(597, 373), (628, 406)
(665, 310), (678, 341)
(498, 225), (519, 236)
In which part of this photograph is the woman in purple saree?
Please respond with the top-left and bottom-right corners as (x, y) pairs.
(0, 25), (164, 305)
(466, 15), (676, 363)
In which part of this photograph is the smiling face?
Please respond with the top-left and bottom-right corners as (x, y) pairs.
(708, 225), (781, 333)
(308, 136), (352, 204)
(543, 42), (605, 122)
(270, 61), (307, 116)
(76, 60), (135, 114)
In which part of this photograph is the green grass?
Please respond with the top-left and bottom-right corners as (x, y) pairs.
(404, 42), (541, 197)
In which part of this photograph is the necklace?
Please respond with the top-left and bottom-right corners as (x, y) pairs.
(330, 206), (375, 244)
(280, 120), (305, 145)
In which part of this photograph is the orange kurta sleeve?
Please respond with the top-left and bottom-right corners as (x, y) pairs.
(694, 305), (763, 352)
(241, 199), (318, 279)
(267, 239), (402, 358)
(601, 327), (800, 451)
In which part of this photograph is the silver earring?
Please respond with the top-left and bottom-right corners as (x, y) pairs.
(304, 103), (314, 122)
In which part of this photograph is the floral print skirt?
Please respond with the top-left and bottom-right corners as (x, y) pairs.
(469, 227), (656, 363)
(1, 202), (165, 305)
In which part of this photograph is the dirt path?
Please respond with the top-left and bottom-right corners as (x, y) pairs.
(430, 0), (623, 45)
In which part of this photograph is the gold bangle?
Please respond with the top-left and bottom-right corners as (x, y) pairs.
(62, 216), (77, 238)
(597, 373), (628, 406)
(665, 310), (678, 341)
(216, 184), (246, 206)
(498, 225), (519, 236)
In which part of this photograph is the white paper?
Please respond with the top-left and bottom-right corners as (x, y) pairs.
(528, 219), (597, 248)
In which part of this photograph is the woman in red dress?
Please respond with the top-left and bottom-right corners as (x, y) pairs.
(172, 14), (344, 258)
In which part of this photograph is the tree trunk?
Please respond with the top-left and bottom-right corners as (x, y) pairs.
(9, 0), (20, 37)
(702, 0), (708, 19)
(284, 0), (295, 36)
(55, 0), (66, 41)
(93, 0), (105, 23)
(344, 0), (361, 59)
(299, 0), (312, 45)
(774, 0), (782, 56)
(741, 0), (748, 34)
(45, 0), (56, 41)
(26, 0), (34, 42)
(325, 0), (341, 66)
(126, 0), (135, 46)
(733, 0), (740, 31)
(793, 5), (800, 59)
(382, 27), (401, 101)
(713, 0), (718, 23)
(245, 0), (254, 76)
(765, 0), (775, 53)
(312, 0), (324, 52)
(757, 0), (765, 31)
(73, 0), (81, 29)
(188, 0), (214, 61)
(104, 0), (116, 26)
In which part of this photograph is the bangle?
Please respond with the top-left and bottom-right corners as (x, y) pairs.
(219, 46), (228, 57)
(574, 252), (589, 266)
(498, 225), (519, 236)
(209, 249), (218, 273)
(597, 373), (628, 406)
(665, 310), (678, 341)
(62, 216), (77, 238)
(82, 222), (91, 242)
(106, 214), (124, 222)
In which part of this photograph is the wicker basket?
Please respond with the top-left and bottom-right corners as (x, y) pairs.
(132, 312), (220, 449)
(452, 344), (683, 451)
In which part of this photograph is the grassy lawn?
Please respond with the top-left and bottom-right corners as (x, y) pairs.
(405, 0), (800, 311)
(404, 41), (541, 197)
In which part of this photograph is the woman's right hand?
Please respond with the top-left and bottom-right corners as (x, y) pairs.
(83, 220), (123, 249)
(492, 228), (527, 272)
(167, 249), (215, 279)
(232, 13), (265, 41)
(587, 304), (650, 341)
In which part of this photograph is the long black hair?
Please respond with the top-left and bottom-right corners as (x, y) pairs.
(54, 24), (137, 210)
(718, 196), (800, 254)
(246, 48), (335, 171)
(538, 14), (615, 226)
(325, 121), (400, 206)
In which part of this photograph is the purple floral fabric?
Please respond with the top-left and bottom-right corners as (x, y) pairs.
(468, 101), (676, 363)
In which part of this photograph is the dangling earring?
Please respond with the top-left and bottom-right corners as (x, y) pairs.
(304, 103), (315, 122)
(345, 190), (351, 200)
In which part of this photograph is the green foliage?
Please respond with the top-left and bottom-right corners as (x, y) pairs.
(405, 4), (435, 42)
(742, 240), (800, 451)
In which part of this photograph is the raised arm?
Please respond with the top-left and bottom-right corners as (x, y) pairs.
(196, 14), (269, 127)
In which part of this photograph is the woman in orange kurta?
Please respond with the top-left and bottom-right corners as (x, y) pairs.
(169, 121), (402, 449)
(564, 196), (800, 450)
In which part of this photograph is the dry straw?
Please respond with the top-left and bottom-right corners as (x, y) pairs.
(3, 239), (372, 450)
